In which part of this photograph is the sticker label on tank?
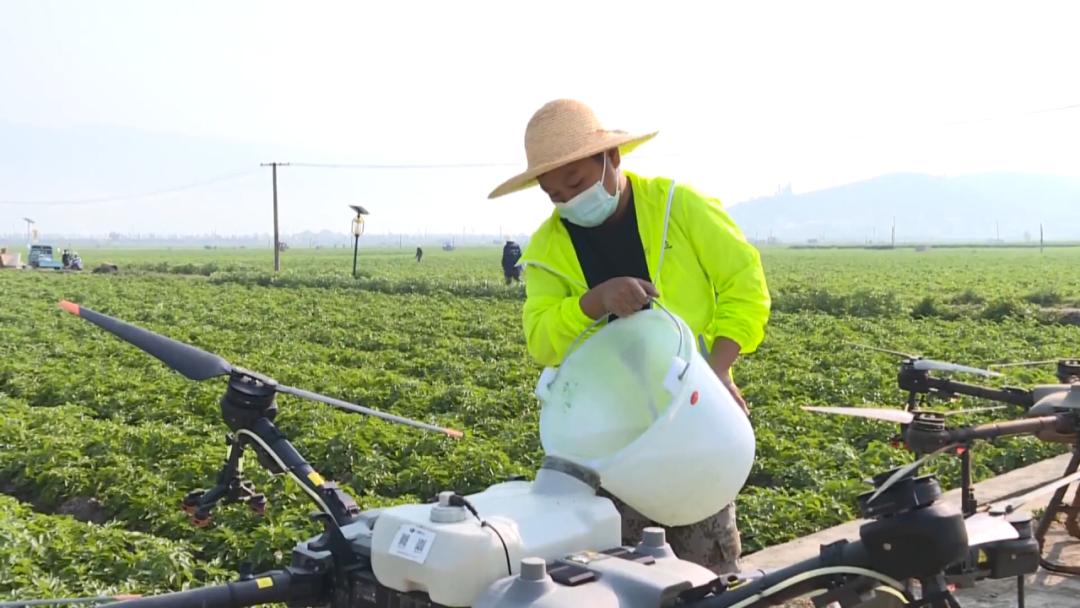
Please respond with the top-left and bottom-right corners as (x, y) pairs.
(388, 525), (436, 564)
(663, 356), (688, 396)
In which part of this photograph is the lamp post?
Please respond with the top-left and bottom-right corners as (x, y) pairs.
(349, 205), (369, 278)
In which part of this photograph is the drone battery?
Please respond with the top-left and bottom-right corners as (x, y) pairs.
(982, 537), (1040, 579)
(983, 514), (1040, 579)
(859, 502), (968, 579)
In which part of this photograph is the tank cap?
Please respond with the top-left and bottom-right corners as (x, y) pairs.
(430, 491), (468, 523)
(520, 557), (548, 582)
(642, 527), (667, 548)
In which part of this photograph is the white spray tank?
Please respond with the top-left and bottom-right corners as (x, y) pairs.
(370, 457), (621, 607)
(535, 306), (756, 526)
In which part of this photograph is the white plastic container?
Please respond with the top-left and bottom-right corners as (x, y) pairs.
(370, 466), (620, 607)
(536, 307), (755, 526)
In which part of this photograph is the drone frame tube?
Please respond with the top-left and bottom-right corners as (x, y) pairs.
(949, 414), (1068, 444)
(100, 569), (303, 608)
(687, 540), (923, 608)
(898, 368), (1034, 408)
(1033, 442), (1080, 575)
(242, 417), (361, 529)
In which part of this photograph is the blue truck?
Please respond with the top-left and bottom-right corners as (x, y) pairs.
(28, 244), (64, 270)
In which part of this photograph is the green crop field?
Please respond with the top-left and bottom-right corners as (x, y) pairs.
(1, 245), (1078, 601)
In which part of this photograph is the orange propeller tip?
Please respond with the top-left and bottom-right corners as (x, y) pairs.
(58, 300), (81, 315)
(445, 428), (464, 440)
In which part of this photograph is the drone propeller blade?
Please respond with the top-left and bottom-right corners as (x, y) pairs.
(989, 360), (1058, 369)
(58, 301), (233, 381)
(803, 406), (914, 425)
(912, 359), (1002, 378)
(965, 512), (1020, 546)
(988, 469), (1080, 515)
(869, 443), (959, 503)
(943, 405), (1008, 417)
(58, 302), (464, 438)
(276, 384), (463, 439)
(846, 343), (918, 359)
(847, 342), (1002, 377)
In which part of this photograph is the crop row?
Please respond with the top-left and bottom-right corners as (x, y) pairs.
(1, 247), (1077, 598)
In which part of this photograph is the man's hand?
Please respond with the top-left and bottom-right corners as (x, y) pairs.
(717, 371), (749, 416)
(708, 338), (749, 416)
(580, 277), (659, 319)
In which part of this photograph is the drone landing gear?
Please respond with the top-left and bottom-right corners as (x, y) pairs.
(180, 435), (267, 527)
(911, 575), (962, 608)
(1034, 445), (1080, 575)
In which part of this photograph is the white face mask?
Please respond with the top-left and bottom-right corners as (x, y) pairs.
(555, 155), (620, 227)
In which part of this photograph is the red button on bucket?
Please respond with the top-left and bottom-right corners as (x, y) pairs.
(690, 390), (700, 405)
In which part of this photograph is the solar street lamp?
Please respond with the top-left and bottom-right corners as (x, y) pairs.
(349, 205), (369, 278)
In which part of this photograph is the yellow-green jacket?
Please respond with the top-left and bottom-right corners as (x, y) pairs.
(520, 172), (771, 367)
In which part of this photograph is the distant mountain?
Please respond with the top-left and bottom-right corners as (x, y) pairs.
(727, 173), (1080, 243)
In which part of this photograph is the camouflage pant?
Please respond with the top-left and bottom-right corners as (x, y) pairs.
(602, 490), (741, 575)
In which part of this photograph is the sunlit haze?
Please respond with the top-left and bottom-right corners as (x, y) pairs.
(2, 0), (1079, 239)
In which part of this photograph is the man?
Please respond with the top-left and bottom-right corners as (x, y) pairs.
(502, 240), (523, 284)
(488, 99), (771, 574)
(416, 246), (424, 263)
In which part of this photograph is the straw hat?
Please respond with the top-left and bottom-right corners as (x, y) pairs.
(488, 99), (657, 199)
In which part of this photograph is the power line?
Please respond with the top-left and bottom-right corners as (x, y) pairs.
(1026, 102), (1080, 116)
(0, 169), (258, 206)
(289, 161), (518, 169)
(0, 160), (521, 208)
(943, 101), (1080, 127)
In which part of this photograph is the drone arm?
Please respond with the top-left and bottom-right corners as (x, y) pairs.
(921, 377), (1034, 408)
(100, 568), (315, 608)
(949, 414), (1068, 444)
(691, 541), (898, 607)
(241, 418), (361, 528)
(898, 367), (1034, 407)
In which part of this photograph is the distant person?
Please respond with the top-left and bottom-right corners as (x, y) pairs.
(488, 99), (770, 575)
(415, 246), (424, 263)
(67, 250), (83, 271)
(502, 240), (522, 284)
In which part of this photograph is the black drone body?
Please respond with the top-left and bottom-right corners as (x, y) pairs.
(808, 343), (1080, 578)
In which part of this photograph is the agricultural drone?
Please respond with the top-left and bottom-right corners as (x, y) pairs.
(807, 343), (1080, 576)
(17, 305), (1067, 607)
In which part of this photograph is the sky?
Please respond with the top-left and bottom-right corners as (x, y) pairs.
(2, 0), (1080, 238)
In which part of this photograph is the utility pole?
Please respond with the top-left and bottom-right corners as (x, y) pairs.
(996, 221), (1000, 242)
(891, 217), (896, 248)
(260, 162), (290, 272)
(22, 217), (35, 247)
(1040, 223), (1044, 253)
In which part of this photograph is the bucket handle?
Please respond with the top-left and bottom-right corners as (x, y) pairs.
(540, 299), (690, 393)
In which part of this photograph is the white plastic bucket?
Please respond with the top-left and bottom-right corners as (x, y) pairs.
(536, 307), (755, 526)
